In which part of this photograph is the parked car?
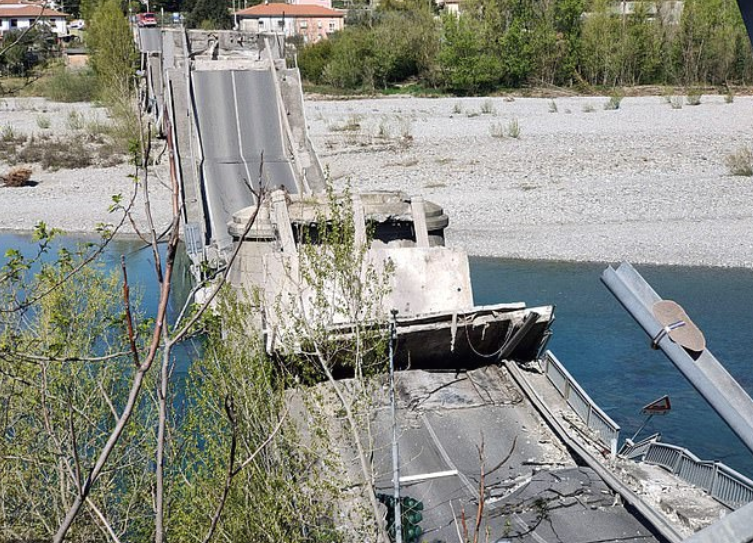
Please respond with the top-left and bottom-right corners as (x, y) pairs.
(137, 12), (157, 27)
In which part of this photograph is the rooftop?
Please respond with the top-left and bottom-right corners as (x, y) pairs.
(235, 2), (343, 18)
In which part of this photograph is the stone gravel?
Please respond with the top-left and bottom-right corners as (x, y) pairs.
(0, 98), (174, 236)
(305, 94), (753, 267)
(3, 95), (753, 267)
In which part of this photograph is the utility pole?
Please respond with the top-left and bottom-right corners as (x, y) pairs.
(389, 309), (402, 543)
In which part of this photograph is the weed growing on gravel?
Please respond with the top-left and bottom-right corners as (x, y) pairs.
(2, 125), (19, 140)
(725, 90), (734, 104)
(489, 122), (505, 138)
(582, 103), (595, 113)
(67, 110), (85, 130)
(452, 102), (463, 114)
(506, 118), (520, 138)
(686, 90), (702, 106)
(670, 96), (683, 109)
(18, 136), (93, 170)
(480, 99), (496, 115)
(466, 111), (480, 118)
(36, 115), (51, 129)
(604, 92), (623, 110)
(725, 147), (753, 176)
(548, 100), (558, 113)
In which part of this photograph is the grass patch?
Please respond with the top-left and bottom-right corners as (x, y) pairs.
(329, 114), (362, 132)
(725, 147), (753, 176)
(548, 100), (558, 113)
(506, 118), (520, 138)
(480, 99), (496, 115)
(34, 67), (98, 103)
(489, 122), (505, 138)
(452, 102), (463, 114)
(582, 103), (595, 113)
(686, 90), (702, 106)
(604, 92), (623, 110)
(35, 115), (51, 129)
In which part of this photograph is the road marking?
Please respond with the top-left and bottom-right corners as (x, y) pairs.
(420, 412), (478, 499)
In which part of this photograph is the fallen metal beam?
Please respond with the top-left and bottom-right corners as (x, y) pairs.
(601, 262), (753, 455)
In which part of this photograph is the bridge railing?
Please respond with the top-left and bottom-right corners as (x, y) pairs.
(543, 351), (620, 459)
(636, 442), (753, 509)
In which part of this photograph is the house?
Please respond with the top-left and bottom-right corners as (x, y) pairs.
(0, 0), (68, 37)
(235, 2), (344, 43)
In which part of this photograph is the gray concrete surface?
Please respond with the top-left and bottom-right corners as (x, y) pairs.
(369, 367), (663, 543)
(137, 27), (162, 53)
(192, 69), (297, 247)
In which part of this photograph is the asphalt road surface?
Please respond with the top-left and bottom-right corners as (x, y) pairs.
(137, 27), (162, 53)
(192, 69), (298, 246)
(371, 368), (661, 543)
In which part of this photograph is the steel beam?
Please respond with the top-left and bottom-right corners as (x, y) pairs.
(601, 262), (753, 455)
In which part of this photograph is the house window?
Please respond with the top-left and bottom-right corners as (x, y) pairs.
(10, 18), (18, 28)
(317, 20), (322, 28)
(258, 19), (264, 27)
(328, 21), (336, 32)
(300, 20), (307, 28)
(277, 19), (284, 28)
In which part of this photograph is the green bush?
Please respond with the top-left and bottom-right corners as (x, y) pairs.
(37, 68), (98, 103)
(298, 39), (333, 85)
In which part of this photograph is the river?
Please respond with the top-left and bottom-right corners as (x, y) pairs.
(2, 233), (752, 476)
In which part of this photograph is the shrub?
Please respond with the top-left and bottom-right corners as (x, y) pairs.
(604, 92), (623, 110)
(686, 90), (702, 106)
(489, 122), (505, 138)
(67, 110), (84, 130)
(298, 39), (333, 84)
(35, 115), (51, 129)
(480, 99), (496, 114)
(548, 100), (558, 113)
(452, 102), (463, 114)
(725, 147), (753, 176)
(36, 68), (98, 103)
(670, 96), (683, 109)
(506, 118), (520, 138)
(17, 137), (93, 170)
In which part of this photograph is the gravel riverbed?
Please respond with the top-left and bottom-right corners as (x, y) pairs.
(306, 94), (753, 268)
(2, 94), (753, 267)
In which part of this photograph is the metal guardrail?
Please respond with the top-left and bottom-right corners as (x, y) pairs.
(543, 351), (620, 458)
(619, 433), (661, 460)
(637, 442), (753, 509)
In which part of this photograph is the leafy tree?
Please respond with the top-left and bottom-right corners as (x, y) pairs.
(0, 26), (56, 78)
(185, 0), (232, 30)
(437, 13), (502, 94)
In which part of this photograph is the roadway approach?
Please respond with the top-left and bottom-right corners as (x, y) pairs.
(136, 27), (747, 543)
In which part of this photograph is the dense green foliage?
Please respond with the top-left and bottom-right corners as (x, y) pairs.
(0, 27), (57, 79)
(299, 0), (753, 94)
(184, 0), (234, 30)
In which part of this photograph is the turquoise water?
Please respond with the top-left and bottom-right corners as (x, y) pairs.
(3, 233), (752, 476)
(471, 257), (753, 476)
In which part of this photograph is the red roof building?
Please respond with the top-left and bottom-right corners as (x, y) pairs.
(235, 2), (344, 43)
(0, 0), (68, 36)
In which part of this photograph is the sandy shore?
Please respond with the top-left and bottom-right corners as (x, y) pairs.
(2, 95), (753, 267)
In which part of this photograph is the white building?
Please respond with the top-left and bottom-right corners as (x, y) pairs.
(0, 0), (68, 37)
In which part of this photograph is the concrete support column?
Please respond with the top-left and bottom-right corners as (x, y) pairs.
(411, 196), (430, 248)
(272, 190), (296, 255)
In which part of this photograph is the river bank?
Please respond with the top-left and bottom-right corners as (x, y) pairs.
(2, 95), (753, 267)
(307, 94), (753, 268)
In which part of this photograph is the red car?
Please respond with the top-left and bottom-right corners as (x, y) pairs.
(137, 12), (157, 27)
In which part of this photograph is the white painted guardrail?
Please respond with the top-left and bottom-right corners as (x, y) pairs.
(543, 351), (620, 459)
